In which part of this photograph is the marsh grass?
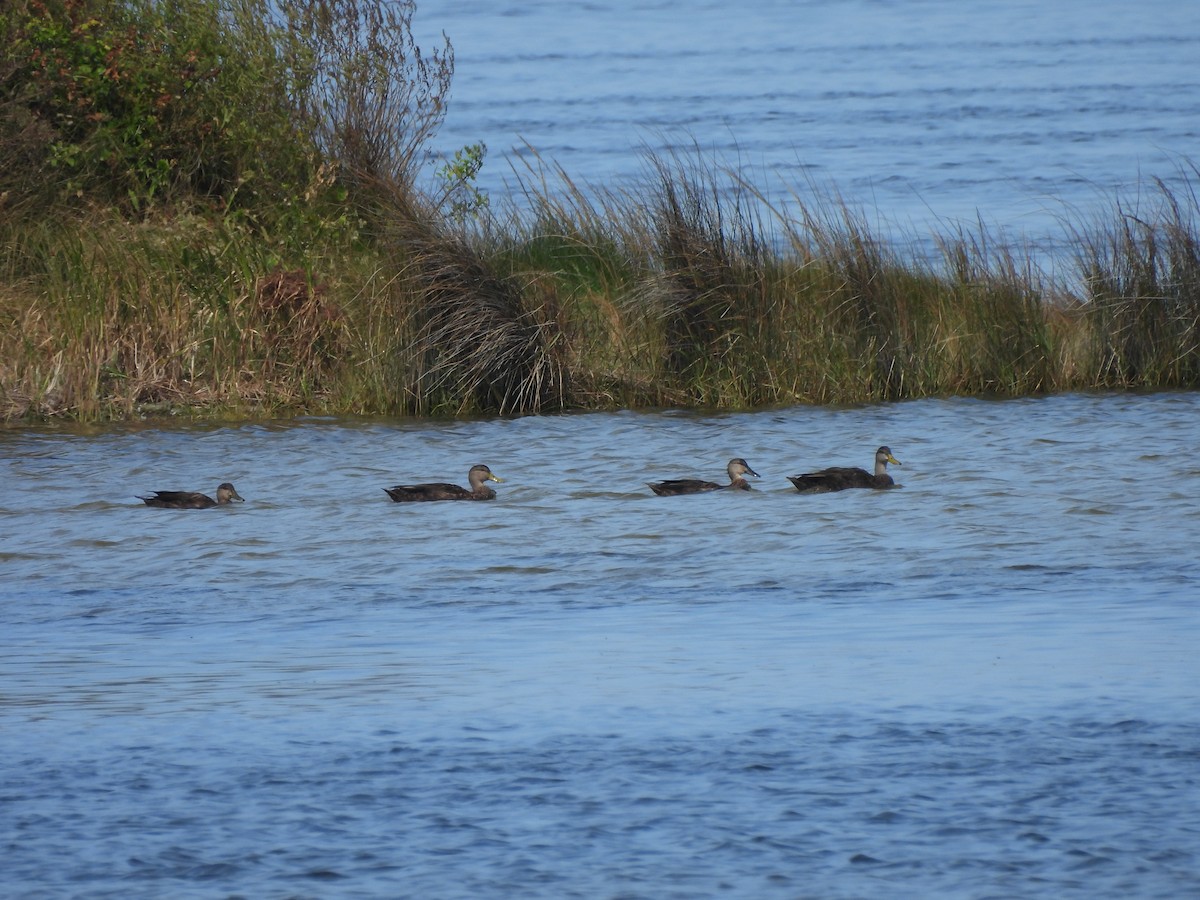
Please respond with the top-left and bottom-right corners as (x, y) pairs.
(392, 221), (569, 416)
(4, 153), (1200, 422)
(0, 210), (341, 418)
(473, 151), (1097, 410)
(1071, 169), (1200, 387)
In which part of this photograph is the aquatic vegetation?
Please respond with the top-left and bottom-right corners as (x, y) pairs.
(4, 150), (1200, 422)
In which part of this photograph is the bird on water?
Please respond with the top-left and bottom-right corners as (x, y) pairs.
(788, 446), (901, 493)
(139, 482), (245, 509)
(384, 464), (504, 502)
(648, 458), (760, 496)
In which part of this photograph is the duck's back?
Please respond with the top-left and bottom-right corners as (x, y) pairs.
(789, 467), (879, 493)
(141, 491), (217, 509)
(385, 483), (491, 502)
(648, 479), (723, 496)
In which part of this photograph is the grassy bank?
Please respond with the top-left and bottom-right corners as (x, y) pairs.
(2, 2), (1198, 422)
(4, 161), (1198, 422)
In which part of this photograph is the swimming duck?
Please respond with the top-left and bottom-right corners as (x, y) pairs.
(384, 464), (503, 502)
(140, 482), (245, 509)
(788, 446), (901, 493)
(648, 458), (760, 496)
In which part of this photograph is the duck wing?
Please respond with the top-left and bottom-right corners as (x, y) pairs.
(788, 467), (873, 493)
(140, 490), (216, 508)
(384, 482), (473, 502)
(648, 479), (723, 496)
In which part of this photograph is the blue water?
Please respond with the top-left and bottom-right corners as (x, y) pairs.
(416, 0), (1200, 259)
(5, 4), (1200, 893)
(2, 392), (1199, 897)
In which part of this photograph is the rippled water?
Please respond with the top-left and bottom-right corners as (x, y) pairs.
(3, 393), (1199, 897)
(417, 0), (1200, 256)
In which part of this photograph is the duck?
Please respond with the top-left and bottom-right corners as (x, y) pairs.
(788, 446), (901, 493)
(384, 464), (503, 502)
(139, 482), (245, 509)
(648, 458), (760, 496)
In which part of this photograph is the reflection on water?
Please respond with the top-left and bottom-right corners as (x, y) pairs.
(2, 393), (1200, 897)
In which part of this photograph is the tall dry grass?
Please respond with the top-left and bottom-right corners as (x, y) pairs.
(469, 151), (1200, 412)
(3, 150), (1200, 421)
(0, 209), (358, 419)
(1071, 169), (1200, 387)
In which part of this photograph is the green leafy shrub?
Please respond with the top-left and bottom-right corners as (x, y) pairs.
(3, 0), (317, 211)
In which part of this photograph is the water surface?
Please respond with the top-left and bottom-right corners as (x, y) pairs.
(416, 0), (1199, 257)
(2, 393), (1198, 897)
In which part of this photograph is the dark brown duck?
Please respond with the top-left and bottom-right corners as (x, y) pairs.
(384, 464), (503, 502)
(788, 446), (901, 493)
(648, 458), (760, 496)
(140, 482), (245, 509)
